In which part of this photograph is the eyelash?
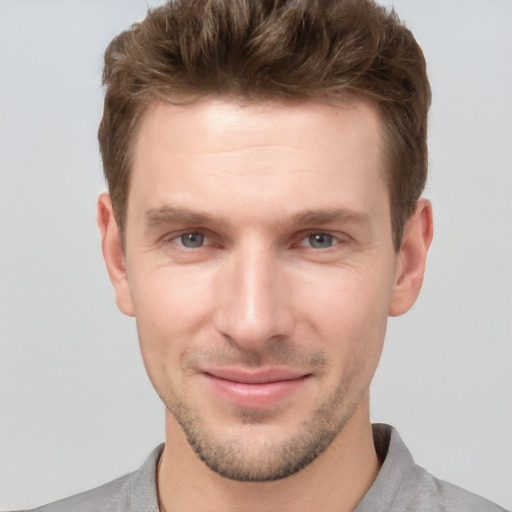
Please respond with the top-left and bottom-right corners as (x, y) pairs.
(165, 230), (347, 251)
(297, 232), (342, 250)
(175, 232), (209, 249)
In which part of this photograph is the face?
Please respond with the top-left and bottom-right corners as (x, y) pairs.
(105, 97), (405, 481)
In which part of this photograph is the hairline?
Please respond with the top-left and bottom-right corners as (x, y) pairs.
(117, 91), (403, 252)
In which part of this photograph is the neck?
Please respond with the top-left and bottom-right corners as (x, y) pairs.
(157, 395), (380, 512)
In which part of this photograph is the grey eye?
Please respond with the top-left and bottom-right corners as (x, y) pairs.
(180, 232), (205, 248)
(308, 233), (334, 249)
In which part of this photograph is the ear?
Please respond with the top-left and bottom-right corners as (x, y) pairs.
(389, 198), (433, 317)
(97, 193), (135, 317)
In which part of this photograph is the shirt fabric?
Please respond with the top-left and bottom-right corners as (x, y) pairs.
(17, 424), (508, 512)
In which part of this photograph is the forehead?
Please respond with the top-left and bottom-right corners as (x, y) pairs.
(134, 95), (383, 163)
(128, 96), (388, 227)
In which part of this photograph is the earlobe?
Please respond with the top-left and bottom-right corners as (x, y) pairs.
(97, 193), (135, 317)
(389, 198), (433, 317)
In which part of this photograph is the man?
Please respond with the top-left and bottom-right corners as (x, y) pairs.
(15, 0), (507, 510)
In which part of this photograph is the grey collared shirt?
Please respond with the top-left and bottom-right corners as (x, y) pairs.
(15, 424), (508, 512)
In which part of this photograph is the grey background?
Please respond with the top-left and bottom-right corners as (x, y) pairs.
(1, 0), (511, 509)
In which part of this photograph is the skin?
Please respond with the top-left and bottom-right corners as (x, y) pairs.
(98, 97), (433, 512)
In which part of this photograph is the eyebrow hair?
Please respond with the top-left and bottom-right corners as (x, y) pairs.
(144, 205), (371, 229)
(145, 206), (223, 227)
(291, 209), (371, 226)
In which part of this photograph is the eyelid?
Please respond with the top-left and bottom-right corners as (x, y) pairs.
(295, 230), (348, 247)
(159, 229), (349, 251)
(163, 229), (212, 247)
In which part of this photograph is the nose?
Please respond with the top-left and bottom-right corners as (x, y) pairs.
(214, 242), (293, 351)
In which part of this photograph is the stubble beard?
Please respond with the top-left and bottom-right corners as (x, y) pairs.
(145, 334), (379, 482)
(163, 371), (365, 482)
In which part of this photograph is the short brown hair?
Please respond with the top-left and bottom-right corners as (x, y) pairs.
(98, 0), (431, 249)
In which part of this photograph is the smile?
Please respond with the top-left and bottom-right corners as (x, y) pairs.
(203, 368), (311, 409)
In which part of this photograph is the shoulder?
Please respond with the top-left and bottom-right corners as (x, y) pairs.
(16, 473), (134, 512)
(359, 424), (508, 512)
(400, 462), (508, 512)
(9, 444), (163, 512)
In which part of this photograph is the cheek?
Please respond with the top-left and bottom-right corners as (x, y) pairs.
(296, 265), (392, 359)
(129, 266), (215, 379)
(299, 262), (393, 322)
(131, 264), (213, 329)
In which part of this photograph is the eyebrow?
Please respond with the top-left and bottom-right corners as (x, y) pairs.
(144, 205), (371, 229)
(291, 209), (371, 226)
(145, 206), (224, 227)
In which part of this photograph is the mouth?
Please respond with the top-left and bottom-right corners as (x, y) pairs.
(202, 367), (311, 409)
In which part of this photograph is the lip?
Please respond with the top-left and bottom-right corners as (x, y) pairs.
(202, 367), (310, 409)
